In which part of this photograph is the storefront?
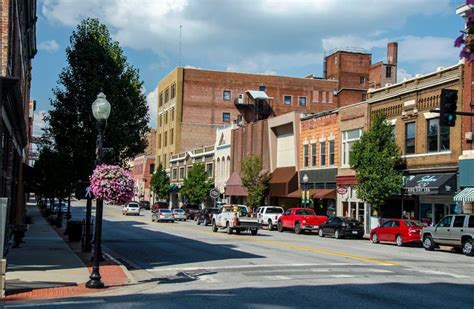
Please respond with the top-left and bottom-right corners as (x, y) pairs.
(225, 171), (247, 205)
(297, 169), (337, 216)
(336, 175), (371, 234)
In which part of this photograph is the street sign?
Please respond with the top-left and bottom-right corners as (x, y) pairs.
(209, 188), (220, 199)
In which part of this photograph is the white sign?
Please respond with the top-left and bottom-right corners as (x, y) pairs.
(209, 188), (220, 199)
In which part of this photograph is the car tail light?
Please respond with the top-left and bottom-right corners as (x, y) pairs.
(275, 216), (278, 220)
(233, 216), (239, 226)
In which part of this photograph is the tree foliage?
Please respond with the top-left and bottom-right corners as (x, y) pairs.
(34, 147), (73, 200)
(180, 163), (212, 206)
(46, 18), (149, 183)
(349, 113), (403, 211)
(241, 155), (269, 211)
(150, 163), (171, 201)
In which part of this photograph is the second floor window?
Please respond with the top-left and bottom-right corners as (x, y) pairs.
(299, 96), (307, 106)
(284, 95), (292, 105)
(223, 90), (231, 101)
(342, 128), (362, 167)
(320, 141), (326, 166)
(223, 112), (231, 122)
(304, 144), (309, 167)
(329, 140), (335, 165)
(427, 118), (450, 152)
(405, 122), (416, 155)
(179, 167), (185, 180)
(172, 168), (177, 180)
(206, 163), (213, 177)
(311, 143), (317, 166)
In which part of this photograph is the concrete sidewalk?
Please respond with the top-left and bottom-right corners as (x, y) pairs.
(5, 204), (90, 295)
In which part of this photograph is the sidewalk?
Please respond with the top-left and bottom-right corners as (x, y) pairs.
(2, 202), (129, 301)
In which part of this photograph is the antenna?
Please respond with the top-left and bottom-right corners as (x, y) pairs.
(179, 25), (182, 67)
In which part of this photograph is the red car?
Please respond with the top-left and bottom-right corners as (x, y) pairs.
(277, 208), (328, 234)
(370, 219), (423, 246)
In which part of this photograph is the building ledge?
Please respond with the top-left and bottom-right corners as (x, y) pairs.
(402, 151), (451, 159)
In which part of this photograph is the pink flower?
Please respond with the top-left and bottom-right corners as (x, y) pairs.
(89, 164), (135, 204)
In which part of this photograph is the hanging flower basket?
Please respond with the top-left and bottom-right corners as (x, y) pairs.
(89, 164), (135, 205)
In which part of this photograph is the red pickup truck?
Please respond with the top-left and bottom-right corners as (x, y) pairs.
(277, 208), (328, 234)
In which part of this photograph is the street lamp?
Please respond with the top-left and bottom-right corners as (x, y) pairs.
(86, 93), (111, 289)
(302, 174), (309, 209)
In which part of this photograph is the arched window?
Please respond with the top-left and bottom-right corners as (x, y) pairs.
(216, 158), (221, 179)
(227, 156), (231, 178)
(221, 157), (226, 181)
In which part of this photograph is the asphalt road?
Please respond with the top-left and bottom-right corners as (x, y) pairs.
(8, 201), (474, 308)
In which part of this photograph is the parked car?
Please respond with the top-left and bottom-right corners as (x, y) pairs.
(122, 202), (140, 216)
(422, 214), (474, 256)
(277, 208), (328, 234)
(370, 219), (423, 246)
(185, 207), (201, 220)
(151, 209), (174, 222)
(256, 206), (284, 231)
(197, 208), (219, 226)
(212, 205), (260, 235)
(172, 208), (186, 221)
(139, 200), (151, 210)
(151, 201), (169, 212)
(318, 217), (364, 239)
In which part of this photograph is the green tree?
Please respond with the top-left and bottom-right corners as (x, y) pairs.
(46, 18), (149, 183)
(180, 163), (212, 206)
(241, 155), (269, 211)
(349, 113), (403, 214)
(150, 163), (171, 201)
(34, 147), (72, 201)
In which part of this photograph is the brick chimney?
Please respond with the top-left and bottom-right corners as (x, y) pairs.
(387, 42), (398, 65)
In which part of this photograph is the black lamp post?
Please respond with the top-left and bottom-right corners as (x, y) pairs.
(303, 174), (309, 209)
(86, 93), (111, 289)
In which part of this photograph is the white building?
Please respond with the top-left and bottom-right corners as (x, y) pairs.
(214, 125), (235, 200)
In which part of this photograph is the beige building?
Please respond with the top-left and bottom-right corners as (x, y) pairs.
(214, 125), (234, 197)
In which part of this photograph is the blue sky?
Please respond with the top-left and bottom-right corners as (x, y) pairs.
(32, 0), (465, 132)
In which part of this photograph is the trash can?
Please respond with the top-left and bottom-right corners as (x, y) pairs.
(67, 220), (83, 242)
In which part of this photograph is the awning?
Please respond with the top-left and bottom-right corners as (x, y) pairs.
(225, 172), (248, 197)
(287, 189), (336, 199)
(169, 184), (180, 193)
(246, 90), (273, 100)
(269, 167), (298, 197)
(404, 173), (456, 195)
(454, 188), (474, 202)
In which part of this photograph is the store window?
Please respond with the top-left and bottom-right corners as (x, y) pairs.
(405, 122), (416, 155)
(304, 144), (309, 167)
(427, 118), (450, 152)
(341, 128), (362, 167)
(311, 143), (317, 166)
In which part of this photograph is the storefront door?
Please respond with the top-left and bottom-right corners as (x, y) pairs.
(434, 204), (447, 224)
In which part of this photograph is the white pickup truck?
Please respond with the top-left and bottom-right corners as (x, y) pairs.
(212, 205), (260, 235)
(256, 206), (284, 231)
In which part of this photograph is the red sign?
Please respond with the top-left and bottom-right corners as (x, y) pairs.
(336, 185), (348, 195)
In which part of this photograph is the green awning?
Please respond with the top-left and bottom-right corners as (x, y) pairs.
(454, 188), (474, 202)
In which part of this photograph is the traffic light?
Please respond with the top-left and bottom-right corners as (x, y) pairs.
(439, 89), (458, 127)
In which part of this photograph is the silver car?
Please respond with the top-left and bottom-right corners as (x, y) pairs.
(422, 214), (474, 256)
(152, 209), (174, 223)
(172, 209), (186, 221)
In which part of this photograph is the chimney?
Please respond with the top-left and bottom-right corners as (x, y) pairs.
(387, 42), (398, 65)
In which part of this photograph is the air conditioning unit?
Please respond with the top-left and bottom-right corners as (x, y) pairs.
(237, 94), (244, 104)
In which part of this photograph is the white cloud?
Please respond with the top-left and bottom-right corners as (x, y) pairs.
(146, 87), (158, 128)
(397, 68), (413, 81)
(38, 40), (59, 52)
(322, 36), (389, 53)
(33, 110), (48, 136)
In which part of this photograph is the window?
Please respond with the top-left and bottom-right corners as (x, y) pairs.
(158, 134), (162, 148)
(206, 163), (213, 177)
(427, 118), (450, 152)
(386, 66), (392, 78)
(320, 141), (326, 166)
(164, 131), (167, 147)
(304, 144), (309, 167)
(170, 129), (174, 145)
(284, 209), (292, 215)
(223, 112), (231, 122)
(171, 108), (174, 122)
(469, 216), (474, 228)
(172, 168), (177, 180)
(223, 90), (231, 101)
(159, 115), (162, 127)
(362, 93), (367, 101)
(159, 93), (163, 107)
(171, 84), (176, 99)
(438, 216), (452, 228)
(311, 143), (317, 166)
(284, 95), (292, 105)
(329, 140), (335, 165)
(453, 216), (465, 228)
(382, 221), (394, 228)
(405, 122), (416, 155)
(360, 76), (366, 85)
(150, 164), (155, 175)
(298, 96), (307, 106)
(163, 154), (167, 168)
(165, 89), (169, 102)
(342, 128), (362, 166)
(179, 167), (185, 180)
(165, 111), (168, 124)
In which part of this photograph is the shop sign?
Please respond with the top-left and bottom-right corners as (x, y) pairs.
(336, 185), (348, 195)
(407, 186), (433, 194)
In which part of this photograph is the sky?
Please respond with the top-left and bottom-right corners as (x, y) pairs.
(32, 0), (465, 133)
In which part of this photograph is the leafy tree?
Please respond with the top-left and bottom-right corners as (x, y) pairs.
(241, 155), (269, 211)
(350, 113), (403, 214)
(180, 163), (212, 206)
(45, 18), (149, 183)
(150, 163), (171, 201)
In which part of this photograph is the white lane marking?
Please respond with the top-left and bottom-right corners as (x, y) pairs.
(331, 274), (356, 278)
(417, 269), (470, 279)
(149, 263), (365, 272)
(6, 300), (106, 308)
(273, 275), (291, 280)
(366, 269), (394, 273)
(199, 275), (220, 283)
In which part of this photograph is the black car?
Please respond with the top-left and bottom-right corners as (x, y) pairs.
(318, 217), (364, 239)
(196, 208), (219, 226)
(139, 200), (150, 210)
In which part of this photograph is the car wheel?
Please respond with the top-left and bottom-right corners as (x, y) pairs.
(462, 238), (474, 256)
(171, 220), (174, 223)
(226, 222), (233, 234)
(196, 219), (201, 225)
(251, 229), (258, 236)
(335, 229), (341, 239)
(371, 233), (379, 244)
(396, 235), (403, 247)
(277, 221), (284, 232)
(235, 229), (241, 235)
(204, 218), (209, 226)
(212, 222), (218, 233)
(423, 235), (435, 251)
(295, 223), (302, 235)
(318, 229), (324, 237)
(151, 217), (155, 222)
(268, 220), (273, 231)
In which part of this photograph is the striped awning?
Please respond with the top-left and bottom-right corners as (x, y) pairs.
(454, 187), (474, 202)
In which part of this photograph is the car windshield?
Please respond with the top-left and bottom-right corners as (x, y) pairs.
(173, 209), (184, 213)
(266, 207), (283, 214)
(160, 209), (172, 213)
(404, 220), (423, 227)
(209, 209), (219, 214)
(128, 204), (139, 208)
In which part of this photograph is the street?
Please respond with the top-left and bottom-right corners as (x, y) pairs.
(8, 201), (473, 308)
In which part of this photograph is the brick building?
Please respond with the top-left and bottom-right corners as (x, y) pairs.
(130, 129), (156, 202)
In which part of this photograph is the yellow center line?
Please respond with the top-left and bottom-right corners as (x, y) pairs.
(106, 209), (400, 267)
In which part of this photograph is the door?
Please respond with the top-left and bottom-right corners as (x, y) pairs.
(450, 215), (466, 246)
(378, 221), (394, 241)
(387, 221), (400, 242)
(281, 209), (292, 228)
(433, 216), (453, 245)
(323, 217), (335, 234)
(434, 204), (447, 225)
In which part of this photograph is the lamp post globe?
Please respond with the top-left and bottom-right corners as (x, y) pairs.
(302, 174), (309, 208)
(303, 174), (309, 184)
(91, 92), (111, 120)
